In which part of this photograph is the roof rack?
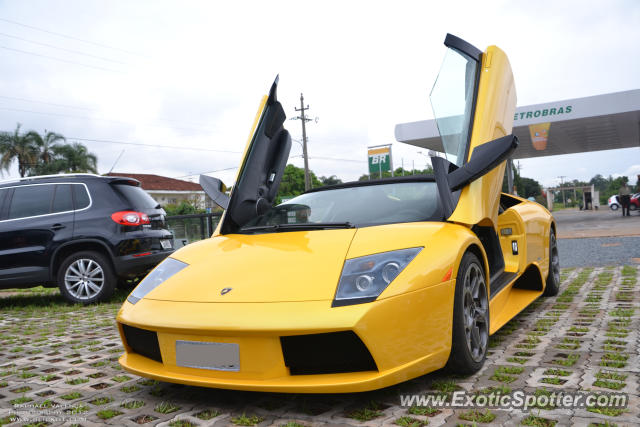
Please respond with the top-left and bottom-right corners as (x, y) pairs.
(0, 173), (103, 185)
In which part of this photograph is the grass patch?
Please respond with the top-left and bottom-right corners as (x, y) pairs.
(394, 416), (428, 427)
(521, 415), (557, 427)
(60, 392), (82, 400)
(593, 379), (625, 390)
(65, 377), (89, 385)
(195, 409), (221, 420)
(169, 421), (198, 427)
(111, 375), (131, 383)
(347, 401), (387, 421)
(10, 395), (33, 405)
(121, 400), (145, 409)
(610, 308), (634, 317)
(89, 396), (113, 406)
(407, 406), (440, 416)
(430, 379), (461, 393)
(155, 401), (181, 414)
(231, 413), (266, 426)
(552, 353), (579, 366)
(541, 377), (566, 385)
(543, 369), (571, 376)
(458, 409), (496, 423)
(490, 366), (523, 383)
(96, 409), (123, 420)
(595, 371), (627, 381)
(587, 405), (626, 417)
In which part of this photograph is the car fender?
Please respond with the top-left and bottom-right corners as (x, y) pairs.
(49, 238), (115, 280)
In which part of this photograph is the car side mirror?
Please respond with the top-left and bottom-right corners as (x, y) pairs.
(199, 175), (230, 210)
(432, 134), (518, 217)
(448, 134), (518, 191)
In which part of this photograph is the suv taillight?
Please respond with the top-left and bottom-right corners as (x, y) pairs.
(111, 211), (150, 226)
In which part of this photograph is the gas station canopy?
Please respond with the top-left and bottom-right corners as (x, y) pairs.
(394, 89), (640, 159)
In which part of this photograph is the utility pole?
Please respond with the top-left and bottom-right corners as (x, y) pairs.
(558, 175), (566, 207)
(294, 93), (312, 191)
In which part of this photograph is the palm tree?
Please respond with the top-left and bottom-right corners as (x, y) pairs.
(52, 142), (98, 173)
(0, 123), (39, 177)
(27, 129), (66, 165)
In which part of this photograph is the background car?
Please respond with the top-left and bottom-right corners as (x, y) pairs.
(608, 195), (620, 210)
(609, 193), (639, 211)
(0, 173), (174, 303)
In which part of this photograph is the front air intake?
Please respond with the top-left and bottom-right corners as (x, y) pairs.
(121, 324), (162, 363)
(280, 331), (377, 375)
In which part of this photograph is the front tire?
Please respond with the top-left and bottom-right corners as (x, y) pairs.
(446, 252), (489, 374)
(57, 251), (115, 304)
(543, 229), (560, 296)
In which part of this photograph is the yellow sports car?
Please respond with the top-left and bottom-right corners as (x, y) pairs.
(117, 34), (559, 393)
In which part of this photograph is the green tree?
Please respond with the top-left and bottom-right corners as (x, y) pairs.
(163, 201), (204, 216)
(519, 177), (542, 198)
(277, 164), (322, 199)
(0, 123), (39, 177)
(319, 175), (342, 186)
(28, 129), (66, 165)
(358, 166), (434, 181)
(30, 142), (98, 175)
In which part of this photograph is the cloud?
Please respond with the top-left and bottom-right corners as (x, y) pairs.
(1, 0), (639, 189)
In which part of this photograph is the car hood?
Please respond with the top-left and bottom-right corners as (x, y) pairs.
(142, 228), (357, 303)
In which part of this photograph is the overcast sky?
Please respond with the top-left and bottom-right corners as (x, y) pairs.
(0, 0), (638, 188)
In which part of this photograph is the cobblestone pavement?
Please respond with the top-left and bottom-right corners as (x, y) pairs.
(0, 266), (638, 427)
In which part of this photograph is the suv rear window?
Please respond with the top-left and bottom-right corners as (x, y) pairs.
(72, 184), (91, 209)
(52, 184), (73, 213)
(113, 184), (159, 210)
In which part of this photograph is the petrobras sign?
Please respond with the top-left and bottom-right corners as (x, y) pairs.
(368, 145), (392, 174)
(514, 105), (573, 121)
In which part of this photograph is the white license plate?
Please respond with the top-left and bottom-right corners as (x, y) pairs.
(175, 341), (239, 371)
(160, 239), (172, 249)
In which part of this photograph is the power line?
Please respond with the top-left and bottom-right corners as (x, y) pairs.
(0, 130), (242, 154)
(0, 44), (122, 73)
(0, 31), (127, 64)
(0, 95), (218, 129)
(174, 166), (238, 179)
(0, 95), (95, 111)
(308, 155), (366, 163)
(0, 106), (216, 133)
(69, 137), (242, 154)
(0, 17), (146, 57)
(176, 155), (305, 179)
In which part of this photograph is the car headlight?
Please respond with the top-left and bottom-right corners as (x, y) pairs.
(333, 247), (422, 307)
(127, 258), (188, 304)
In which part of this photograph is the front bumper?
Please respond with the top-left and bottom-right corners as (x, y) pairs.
(117, 280), (454, 393)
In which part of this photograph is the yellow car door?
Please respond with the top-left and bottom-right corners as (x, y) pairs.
(201, 77), (292, 235)
(429, 34), (517, 231)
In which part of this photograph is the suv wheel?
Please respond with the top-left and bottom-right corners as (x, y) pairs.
(57, 251), (115, 304)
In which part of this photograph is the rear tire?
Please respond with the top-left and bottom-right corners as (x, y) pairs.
(610, 204), (619, 211)
(543, 230), (560, 296)
(57, 251), (115, 304)
(446, 252), (489, 374)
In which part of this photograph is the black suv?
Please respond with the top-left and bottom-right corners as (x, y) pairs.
(0, 174), (174, 303)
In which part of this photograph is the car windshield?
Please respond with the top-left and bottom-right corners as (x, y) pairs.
(241, 180), (442, 230)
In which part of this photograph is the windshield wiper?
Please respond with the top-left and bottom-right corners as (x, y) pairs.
(240, 222), (354, 232)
